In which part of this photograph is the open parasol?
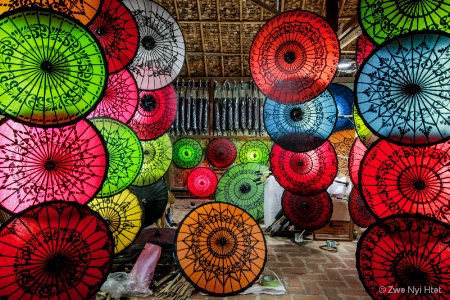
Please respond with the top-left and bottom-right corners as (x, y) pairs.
(238, 140), (270, 165)
(357, 214), (450, 298)
(0, 9), (107, 127)
(250, 10), (340, 104)
(355, 31), (450, 146)
(206, 138), (236, 168)
(173, 138), (203, 169)
(0, 119), (107, 214)
(0, 201), (114, 299)
(129, 179), (168, 227)
(215, 163), (269, 220)
(353, 105), (378, 147)
(270, 142), (337, 196)
(187, 167), (218, 198)
(355, 34), (375, 69)
(89, 0), (139, 73)
(175, 202), (266, 296)
(87, 69), (139, 123)
(90, 118), (143, 197)
(88, 189), (143, 254)
(122, 0), (185, 90)
(328, 129), (355, 178)
(348, 137), (367, 186)
(128, 85), (178, 140)
(132, 134), (172, 186)
(327, 83), (354, 132)
(359, 139), (450, 224)
(264, 90), (337, 153)
(281, 190), (333, 231)
(359, 0), (450, 45)
(348, 187), (375, 228)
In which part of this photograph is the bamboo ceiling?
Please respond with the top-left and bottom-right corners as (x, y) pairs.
(152, 0), (360, 78)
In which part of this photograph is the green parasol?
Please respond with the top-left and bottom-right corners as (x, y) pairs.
(173, 138), (203, 169)
(238, 140), (270, 165)
(353, 105), (378, 148)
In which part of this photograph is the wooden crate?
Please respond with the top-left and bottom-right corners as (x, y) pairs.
(313, 220), (354, 241)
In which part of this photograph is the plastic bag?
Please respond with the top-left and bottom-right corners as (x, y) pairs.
(100, 272), (152, 299)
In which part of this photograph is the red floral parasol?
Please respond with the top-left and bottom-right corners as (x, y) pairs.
(270, 142), (338, 196)
(356, 34), (375, 69)
(0, 119), (107, 214)
(128, 85), (178, 140)
(348, 137), (367, 186)
(348, 187), (375, 228)
(250, 10), (340, 104)
(206, 138), (236, 168)
(187, 167), (218, 198)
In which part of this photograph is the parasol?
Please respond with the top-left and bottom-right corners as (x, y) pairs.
(132, 134), (172, 186)
(129, 179), (168, 227)
(215, 162), (269, 220)
(206, 138), (236, 168)
(357, 214), (450, 298)
(359, 139), (450, 224)
(348, 137), (367, 186)
(355, 34), (375, 69)
(87, 69), (139, 123)
(328, 129), (355, 178)
(327, 83), (354, 132)
(355, 31), (450, 146)
(359, 0), (450, 45)
(187, 167), (218, 198)
(353, 105), (378, 147)
(0, 0), (103, 25)
(88, 189), (143, 254)
(281, 190), (333, 231)
(270, 142), (337, 196)
(175, 202), (266, 296)
(238, 140), (270, 165)
(250, 10), (340, 104)
(0, 9), (107, 127)
(89, 0), (139, 73)
(122, 0), (185, 90)
(264, 90), (337, 153)
(348, 187), (375, 228)
(173, 138), (203, 169)
(0, 119), (107, 214)
(128, 85), (178, 140)
(0, 201), (114, 299)
(90, 118), (143, 197)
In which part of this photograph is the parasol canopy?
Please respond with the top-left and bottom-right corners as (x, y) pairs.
(132, 134), (172, 186)
(356, 34), (375, 69)
(173, 138), (203, 169)
(206, 138), (236, 168)
(88, 189), (143, 254)
(270, 142), (337, 196)
(250, 10), (340, 104)
(264, 90), (337, 153)
(357, 214), (450, 299)
(359, 139), (450, 224)
(358, 0), (450, 45)
(87, 69), (139, 123)
(327, 83), (354, 132)
(129, 179), (168, 227)
(90, 118), (143, 197)
(128, 85), (178, 140)
(187, 167), (218, 198)
(328, 129), (355, 178)
(0, 9), (107, 127)
(281, 190), (333, 231)
(238, 140), (270, 165)
(355, 31), (450, 146)
(353, 105), (378, 147)
(348, 187), (375, 228)
(122, 0), (185, 90)
(89, 0), (139, 73)
(215, 163), (269, 220)
(0, 201), (114, 299)
(175, 202), (266, 296)
(348, 137), (367, 186)
(0, 119), (107, 214)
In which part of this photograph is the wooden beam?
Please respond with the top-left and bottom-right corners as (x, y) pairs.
(178, 20), (267, 25)
(216, 0), (225, 77)
(239, 0), (244, 77)
(172, 0), (179, 20)
(340, 25), (362, 48)
(280, 0), (285, 12)
(196, 0), (208, 76)
(326, 0), (339, 32)
(336, 14), (359, 40)
(250, 0), (280, 15)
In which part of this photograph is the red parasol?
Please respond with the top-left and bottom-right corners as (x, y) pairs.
(250, 10), (340, 104)
(348, 187), (375, 228)
(187, 167), (218, 198)
(206, 138), (236, 168)
(281, 190), (333, 231)
(87, 69), (139, 123)
(128, 85), (178, 140)
(0, 119), (107, 214)
(89, 0), (139, 73)
(357, 214), (450, 298)
(348, 137), (367, 186)
(356, 34), (375, 69)
(359, 139), (450, 224)
(0, 201), (114, 299)
(270, 142), (338, 196)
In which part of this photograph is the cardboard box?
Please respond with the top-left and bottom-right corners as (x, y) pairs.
(313, 220), (353, 241)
